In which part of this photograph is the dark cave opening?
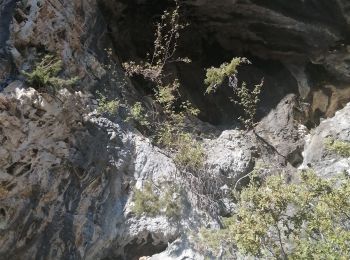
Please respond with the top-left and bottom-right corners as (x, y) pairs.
(98, 0), (299, 127)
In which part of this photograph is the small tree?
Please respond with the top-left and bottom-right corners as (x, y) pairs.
(122, 0), (194, 133)
(123, 1), (203, 167)
(122, 0), (190, 85)
(205, 58), (263, 129)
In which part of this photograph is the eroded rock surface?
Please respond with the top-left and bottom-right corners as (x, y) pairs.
(1, 0), (350, 259)
(0, 86), (203, 259)
(256, 94), (309, 167)
(301, 102), (350, 178)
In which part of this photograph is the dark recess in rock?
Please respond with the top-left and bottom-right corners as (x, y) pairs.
(110, 235), (167, 260)
(99, 0), (350, 127)
(0, 0), (18, 91)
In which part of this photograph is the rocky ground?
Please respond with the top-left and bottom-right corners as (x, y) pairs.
(1, 0), (350, 259)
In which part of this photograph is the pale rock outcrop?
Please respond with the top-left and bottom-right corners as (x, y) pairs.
(0, 86), (182, 259)
(256, 94), (309, 167)
(301, 102), (350, 178)
(150, 238), (204, 260)
(3, 0), (107, 89)
(1, 86), (246, 259)
(204, 130), (255, 186)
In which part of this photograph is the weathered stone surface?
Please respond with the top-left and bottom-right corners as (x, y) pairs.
(204, 130), (255, 185)
(1, 0), (350, 259)
(256, 94), (309, 167)
(300, 102), (350, 178)
(0, 0), (112, 91)
(0, 87), (211, 259)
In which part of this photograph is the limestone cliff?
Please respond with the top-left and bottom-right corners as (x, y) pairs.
(1, 0), (350, 259)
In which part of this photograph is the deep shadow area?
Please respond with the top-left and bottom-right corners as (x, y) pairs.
(98, 0), (299, 127)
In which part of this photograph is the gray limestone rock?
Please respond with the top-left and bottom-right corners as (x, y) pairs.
(301, 102), (350, 178)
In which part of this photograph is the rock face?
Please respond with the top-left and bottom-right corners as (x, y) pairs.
(204, 130), (255, 186)
(0, 85), (255, 259)
(1, 0), (350, 259)
(256, 94), (309, 167)
(301, 102), (350, 178)
(184, 0), (350, 122)
(0, 86), (195, 259)
(1, 0), (110, 91)
(186, 0), (350, 62)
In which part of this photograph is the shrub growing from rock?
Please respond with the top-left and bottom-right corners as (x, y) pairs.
(205, 58), (263, 129)
(96, 90), (120, 115)
(122, 1), (203, 171)
(133, 182), (183, 219)
(128, 102), (150, 127)
(325, 138), (350, 157)
(22, 54), (78, 91)
(199, 170), (350, 259)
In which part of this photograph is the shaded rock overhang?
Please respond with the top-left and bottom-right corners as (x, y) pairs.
(99, 0), (350, 125)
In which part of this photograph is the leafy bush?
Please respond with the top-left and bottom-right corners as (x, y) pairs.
(122, 1), (196, 128)
(122, 1), (190, 85)
(128, 102), (150, 127)
(235, 81), (263, 129)
(325, 138), (350, 157)
(199, 171), (350, 259)
(204, 58), (263, 129)
(205, 58), (248, 94)
(174, 133), (205, 172)
(22, 54), (78, 91)
(133, 182), (160, 217)
(133, 182), (183, 219)
(96, 91), (120, 115)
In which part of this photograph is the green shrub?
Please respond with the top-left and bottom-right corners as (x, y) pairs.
(122, 1), (190, 85)
(199, 171), (350, 259)
(122, 1), (195, 126)
(122, 1), (203, 172)
(204, 58), (263, 129)
(325, 138), (350, 157)
(174, 133), (205, 172)
(235, 81), (263, 129)
(22, 54), (78, 91)
(128, 102), (150, 127)
(96, 91), (120, 115)
(205, 58), (248, 94)
(133, 182), (160, 217)
(133, 182), (183, 219)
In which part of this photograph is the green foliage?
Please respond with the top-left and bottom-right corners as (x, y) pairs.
(96, 91), (120, 115)
(128, 102), (150, 127)
(133, 182), (183, 219)
(174, 133), (205, 172)
(204, 58), (263, 129)
(122, 1), (190, 85)
(325, 138), (350, 157)
(122, 1), (203, 171)
(122, 1), (195, 128)
(22, 54), (78, 91)
(235, 81), (263, 129)
(133, 182), (160, 217)
(199, 171), (350, 259)
(205, 58), (248, 94)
